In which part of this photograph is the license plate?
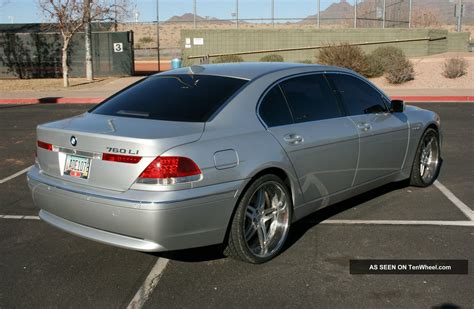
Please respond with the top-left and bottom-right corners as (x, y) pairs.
(64, 154), (91, 179)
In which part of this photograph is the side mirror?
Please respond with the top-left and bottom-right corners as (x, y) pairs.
(390, 99), (405, 113)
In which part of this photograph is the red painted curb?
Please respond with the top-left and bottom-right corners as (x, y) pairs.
(0, 96), (473, 104)
(0, 98), (104, 104)
(391, 95), (474, 102)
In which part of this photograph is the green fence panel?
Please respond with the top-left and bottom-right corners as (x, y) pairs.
(0, 31), (134, 78)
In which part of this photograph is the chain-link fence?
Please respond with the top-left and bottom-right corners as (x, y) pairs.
(120, 0), (471, 71)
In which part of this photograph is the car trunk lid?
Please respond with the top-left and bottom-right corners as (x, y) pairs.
(36, 112), (204, 191)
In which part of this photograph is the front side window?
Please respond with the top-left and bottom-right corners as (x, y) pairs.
(259, 86), (293, 127)
(279, 74), (342, 123)
(91, 75), (248, 122)
(327, 74), (388, 116)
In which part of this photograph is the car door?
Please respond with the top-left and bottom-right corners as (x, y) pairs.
(258, 73), (359, 204)
(326, 73), (409, 186)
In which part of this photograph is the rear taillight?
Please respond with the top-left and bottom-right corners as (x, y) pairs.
(137, 156), (202, 185)
(37, 140), (53, 151)
(102, 153), (142, 164)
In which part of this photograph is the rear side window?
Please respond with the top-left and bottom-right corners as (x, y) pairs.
(279, 74), (342, 123)
(259, 86), (293, 127)
(91, 75), (247, 122)
(327, 74), (387, 115)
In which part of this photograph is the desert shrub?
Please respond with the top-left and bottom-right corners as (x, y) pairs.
(138, 36), (154, 45)
(385, 56), (415, 84)
(365, 54), (384, 78)
(370, 46), (406, 71)
(443, 57), (468, 79)
(213, 55), (244, 64)
(259, 54), (284, 62)
(317, 43), (369, 76)
(298, 59), (313, 64)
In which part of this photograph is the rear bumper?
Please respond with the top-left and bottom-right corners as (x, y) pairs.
(27, 167), (242, 252)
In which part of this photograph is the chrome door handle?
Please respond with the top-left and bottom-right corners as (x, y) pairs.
(357, 122), (372, 132)
(283, 134), (304, 145)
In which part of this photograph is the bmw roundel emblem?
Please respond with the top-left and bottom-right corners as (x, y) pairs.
(70, 136), (77, 147)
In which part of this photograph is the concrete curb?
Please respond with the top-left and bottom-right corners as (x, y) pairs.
(0, 96), (473, 105)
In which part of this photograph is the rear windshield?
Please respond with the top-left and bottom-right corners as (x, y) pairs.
(91, 74), (248, 122)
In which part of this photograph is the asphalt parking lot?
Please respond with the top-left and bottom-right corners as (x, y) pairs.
(0, 103), (473, 308)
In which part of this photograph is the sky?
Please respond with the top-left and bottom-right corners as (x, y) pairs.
(0, 0), (343, 24)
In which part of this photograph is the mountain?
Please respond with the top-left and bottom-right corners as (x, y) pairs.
(165, 1), (472, 26)
(300, 0), (354, 23)
(300, 0), (473, 24)
(166, 13), (230, 24)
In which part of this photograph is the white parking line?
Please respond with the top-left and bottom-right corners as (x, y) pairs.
(0, 214), (40, 220)
(434, 180), (474, 221)
(0, 165), (32, 184)
(321, 220), (474, 227)
(127, 258), (170, 309)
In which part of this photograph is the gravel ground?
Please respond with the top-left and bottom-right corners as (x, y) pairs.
(0, 53), (472, 92)
(370, 52), (474, 89)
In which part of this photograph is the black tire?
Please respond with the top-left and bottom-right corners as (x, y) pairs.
(410, 128), (441, 187)
(225, 174), (292, 264)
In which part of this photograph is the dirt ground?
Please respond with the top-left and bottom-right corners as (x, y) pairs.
(370, 52), (474, 89)
(0, 53), (471, 92)
(0, 77), (119, 92)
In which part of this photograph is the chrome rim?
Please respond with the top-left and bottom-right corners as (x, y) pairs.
(243, 181), (290, 258)
(419, 134), (439, 183)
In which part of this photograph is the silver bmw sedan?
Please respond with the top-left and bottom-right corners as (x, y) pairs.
(28, 63), (442, 263)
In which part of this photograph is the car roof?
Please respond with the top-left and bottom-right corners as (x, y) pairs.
(158, 62), (352, 80)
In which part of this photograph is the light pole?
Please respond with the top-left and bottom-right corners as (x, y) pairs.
(193, 0), (197, 29)
(114, 0), (117, 31)
(456, 0), (463, 32)
(382, 0), (386, 28)
(156, 0), (161, 72)
(317, 0), (320, 29)
(271, 0), (275, 28)
(354, 0), (357, 28)
(408, 0), (412, 28)
(236, 0), (239, 29)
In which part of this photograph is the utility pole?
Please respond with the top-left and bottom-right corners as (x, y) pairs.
(193, 0), (197, 29)
(84, 0), (93, 81)
(317, 0), (320, 29)
(354, 0), (357, 28)
(157, 0), (161, 72)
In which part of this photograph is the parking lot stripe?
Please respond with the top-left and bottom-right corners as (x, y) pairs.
(2, 215), (24, 219)
(23, 216), (41, 220)
(434, 180), (474, 221)
(322, 220), (474, 226)
(127, 258), (170, 309)
(0, 165), (32, 184)
(0, 214), (40, 220)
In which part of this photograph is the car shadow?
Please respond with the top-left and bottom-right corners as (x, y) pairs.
(149, 180), (410, 263)
(283, 180), (410, 251)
